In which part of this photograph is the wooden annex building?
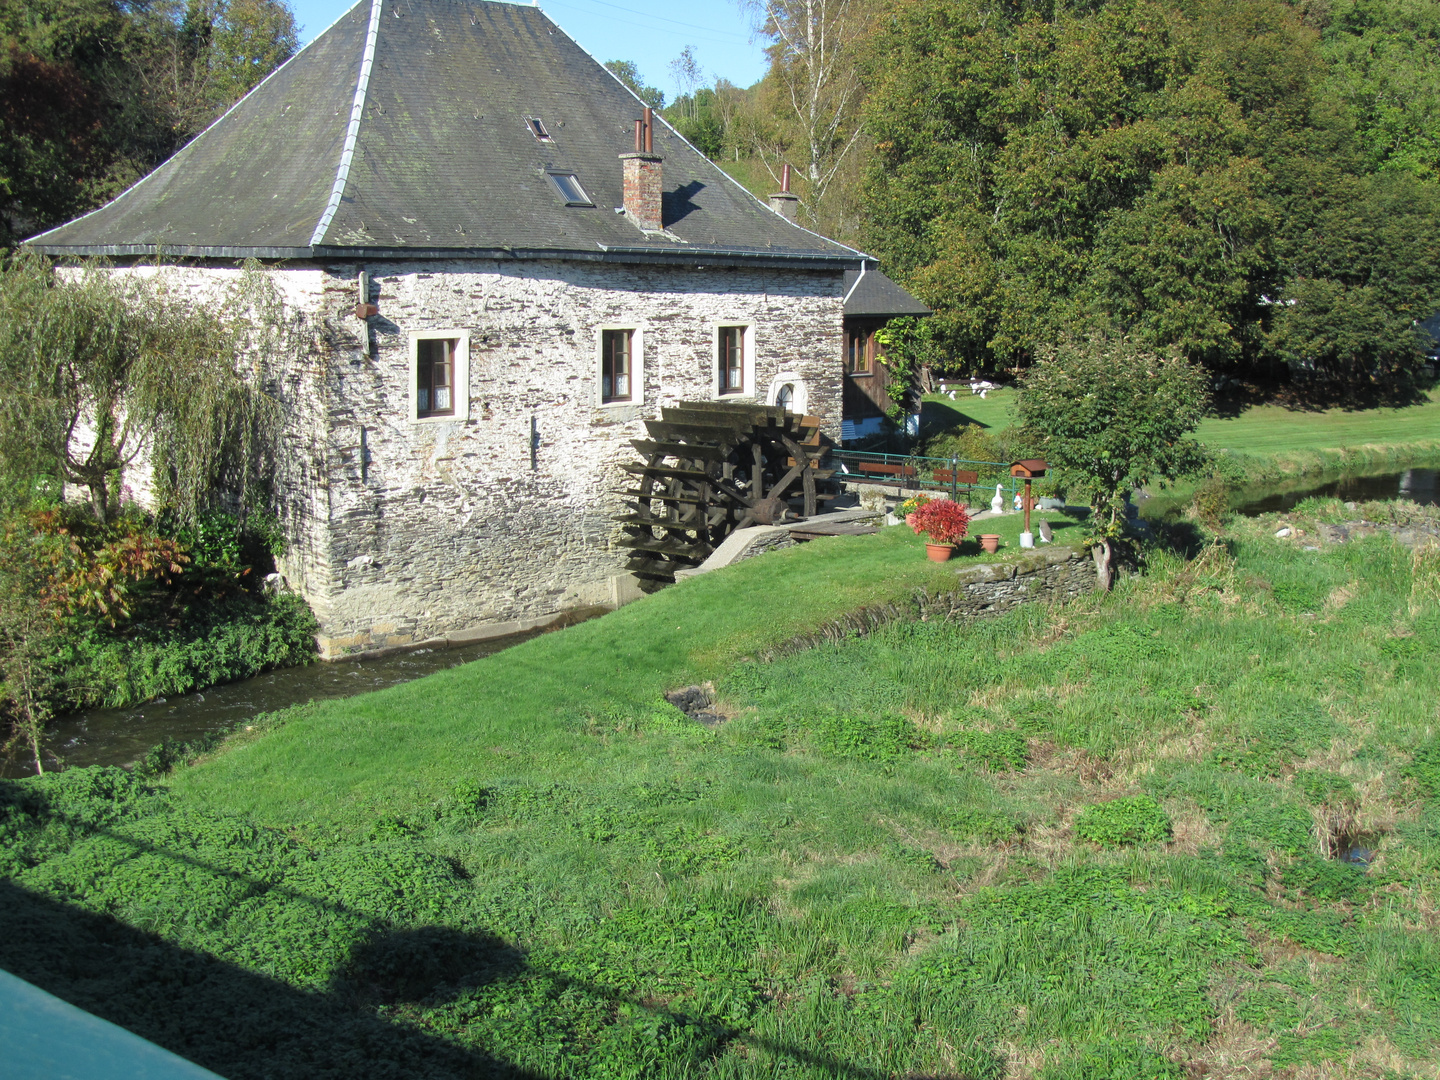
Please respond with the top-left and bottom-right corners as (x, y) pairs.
(28, 0), (930, 656)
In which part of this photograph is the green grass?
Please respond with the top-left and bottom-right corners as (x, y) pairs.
(923, 385), (1440, 459)
(1196, 388), (1440, 455)
(921, 385), (1019, 433)
(169, 515), (1077, 827)
(922, 386), (1440, 455)
(4, 511), (1440, 1078)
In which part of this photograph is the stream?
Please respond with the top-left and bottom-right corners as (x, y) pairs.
(1229, 466), (1437, 515)
(4, 609), (605, 779)
(11, 465), (1438, 780)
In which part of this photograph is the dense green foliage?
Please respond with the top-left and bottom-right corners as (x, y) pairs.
(0, 254), (285, 524)
(3, 508), (1438, 1076)
(862, 0), (1440, 392)
(1016, 337), (1209, 583)
(1074, 795), (1172, 846)
(0, 502), (316, 769)
(0, 0), (298, 246)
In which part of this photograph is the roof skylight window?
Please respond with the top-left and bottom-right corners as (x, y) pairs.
(548, 172), (594, 207)
(526, 116), (553, 141)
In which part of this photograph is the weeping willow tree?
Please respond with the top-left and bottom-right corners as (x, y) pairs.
(0, 252), (285, 523)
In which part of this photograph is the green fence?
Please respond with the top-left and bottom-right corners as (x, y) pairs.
(830, 450), (1021, 505)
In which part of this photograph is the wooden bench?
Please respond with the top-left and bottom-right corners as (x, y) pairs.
(932, 469), (979, 486)
(846, 461), (918, 481)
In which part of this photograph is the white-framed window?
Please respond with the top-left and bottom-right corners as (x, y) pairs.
(408, 330), (470, 423)
(596, 325), (644, 407)
(766, 372), (809, 415)
(711, 322), (755, 398)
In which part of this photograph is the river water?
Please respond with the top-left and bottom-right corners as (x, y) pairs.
(10, 465), (1437, 780)
(3, 608), (605, 779)
(1230, 466), (1437, 515)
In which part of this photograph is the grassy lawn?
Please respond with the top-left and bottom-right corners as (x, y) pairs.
(5, 503), (1440, 1078)
(169, 512), (1076, 826)
(922, 386), (1440, 457)
(1196, 387), (1440, 455)
(921, 386), (1018, 434)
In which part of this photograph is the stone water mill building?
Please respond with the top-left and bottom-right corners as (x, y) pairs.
(29, 0), (928, 656)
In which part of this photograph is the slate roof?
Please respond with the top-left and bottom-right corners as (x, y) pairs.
(842, 269), (932, 318)
(29, 0), (866, 268)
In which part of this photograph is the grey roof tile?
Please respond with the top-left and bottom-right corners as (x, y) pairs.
(31, 0), (865, 267)
(842, 270), (932, 318)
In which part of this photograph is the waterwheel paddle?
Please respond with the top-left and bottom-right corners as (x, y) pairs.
(614, 402), (837, 584)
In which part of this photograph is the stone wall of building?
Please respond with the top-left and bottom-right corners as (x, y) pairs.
(96, 257), (845, 656)
(307, 257), (845, 655)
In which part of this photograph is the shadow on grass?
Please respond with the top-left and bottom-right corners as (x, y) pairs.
(1, 787), (937, 1080)
(920, 398), (989, 434)
(1210, 376), (1434, 416)
(0, 880), (520, 1080)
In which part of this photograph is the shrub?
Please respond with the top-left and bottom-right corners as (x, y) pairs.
(1074, 796), (1172, 846)
(953, 729), (1028, 771)
(816, 712), (923, 762)
(925, 422), (1003, 465)
(907, 498), (972, 545)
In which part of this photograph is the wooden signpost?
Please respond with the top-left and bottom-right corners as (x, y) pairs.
(1010, 459), (1047, 548)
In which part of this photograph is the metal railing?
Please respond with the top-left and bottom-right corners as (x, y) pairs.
(829, 450), (1020, 504)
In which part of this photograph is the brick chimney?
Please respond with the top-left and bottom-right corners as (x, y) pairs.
(769, 163), (799, 222)
(621, 107), (663, 232)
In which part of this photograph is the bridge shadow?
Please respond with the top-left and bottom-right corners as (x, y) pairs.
(0, 880), (530, 1079)
(0, 782), (977, 1079)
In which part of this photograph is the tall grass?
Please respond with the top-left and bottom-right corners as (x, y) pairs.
(3, 513), (1440, 1077)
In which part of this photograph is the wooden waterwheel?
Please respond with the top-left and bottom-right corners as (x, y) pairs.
(614, 401), (837, 584)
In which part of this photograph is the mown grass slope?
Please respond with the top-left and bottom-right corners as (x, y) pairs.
(921, 386), (1440, 456)
(4, 506), (1440, 1079)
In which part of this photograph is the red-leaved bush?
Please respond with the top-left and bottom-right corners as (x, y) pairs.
(907, 498), (971, 545)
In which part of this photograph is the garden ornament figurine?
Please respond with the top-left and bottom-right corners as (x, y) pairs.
(990, 484), (1005, 514)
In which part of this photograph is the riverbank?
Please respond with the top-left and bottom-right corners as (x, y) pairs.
(4, 511), (1438, 1078)
(920, 386), (1440, 453)
(921, 385), (1440, 517)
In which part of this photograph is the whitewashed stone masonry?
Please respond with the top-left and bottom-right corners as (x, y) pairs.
(124, 258), (846, 657)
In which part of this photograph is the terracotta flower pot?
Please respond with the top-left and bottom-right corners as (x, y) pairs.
(925, 541), (956, 562)
(978, 534), (1001, 554)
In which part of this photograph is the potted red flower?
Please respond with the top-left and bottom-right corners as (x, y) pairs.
(907, 498), (972, 561)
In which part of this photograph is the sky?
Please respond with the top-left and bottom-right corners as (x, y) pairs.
(287, 0), (770, 99)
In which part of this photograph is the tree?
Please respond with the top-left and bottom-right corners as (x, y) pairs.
(1318, 0), (1440, 178)
(666, 87), (728, 159)
(1016, 338), (1210, 590)
(604, 59), (665, 109)
(0, 0), (297, 246)
(668, 45), (702, 121)
(0, 253), (284, 525)
(0, 529), (59, 774)
(862, 0), (1304, 376)
(740, 0), (871, 224)
(1268, 168), (1440, 396)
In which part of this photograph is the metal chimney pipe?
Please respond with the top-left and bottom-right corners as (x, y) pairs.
(643, 106), (653, 153)
(782, 163), (791, 193)
(634, 119), (643, 152)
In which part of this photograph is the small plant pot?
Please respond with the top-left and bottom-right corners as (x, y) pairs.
(925, 542), (956, 562)
(978, 534), (1001, 554)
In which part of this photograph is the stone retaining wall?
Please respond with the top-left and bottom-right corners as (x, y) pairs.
(759, 544), (1097, 660)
